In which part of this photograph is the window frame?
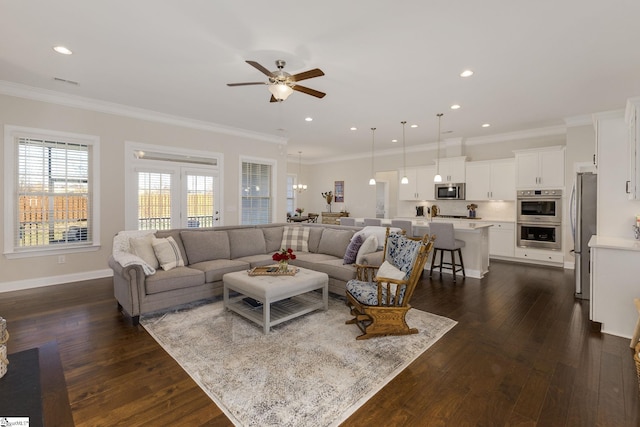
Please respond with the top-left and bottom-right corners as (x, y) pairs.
(3, 125), (101, 259)
(240, 156), (277, 225)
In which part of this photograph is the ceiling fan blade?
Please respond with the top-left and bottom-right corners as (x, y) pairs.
(246, 60), (274, 77)
(293, 85), (326, 98)
(291, 68), (324, 82)
(270, 95), (279, 103)
(227, 82), (267, 86)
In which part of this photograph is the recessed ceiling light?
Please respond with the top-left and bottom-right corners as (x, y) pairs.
(350, 127), (357, 131)
(53, 46), (73, 55)
(460, 70), (474, 77)
(450, 104), (461, 110)
(410, 124), (418, 128)
(482, 123), (491, 128)
(391, 139), (398, 143)
(305, 117), (313, 122)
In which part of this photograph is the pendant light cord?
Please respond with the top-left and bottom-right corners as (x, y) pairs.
(371, 127), (376, 176)
(436, 113), (443, 176)
(401, 121), (407, 176)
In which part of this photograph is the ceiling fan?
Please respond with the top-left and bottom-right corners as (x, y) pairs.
(227, 60), (325, 102)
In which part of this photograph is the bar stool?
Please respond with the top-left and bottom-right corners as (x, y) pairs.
(363, 218), (382, 226)
(391, 219), (413, 237)
(428, 222), (465, 282)
(339, 217), (356, 226)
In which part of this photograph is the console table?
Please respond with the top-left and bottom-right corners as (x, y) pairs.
(321, 212), (348, 225)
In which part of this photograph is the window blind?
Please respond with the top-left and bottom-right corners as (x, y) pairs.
(242, 161), (272, 225)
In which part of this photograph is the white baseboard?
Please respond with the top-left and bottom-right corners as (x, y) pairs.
(0, 269), (113, 293)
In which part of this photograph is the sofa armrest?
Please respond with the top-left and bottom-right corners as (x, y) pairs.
(109, 255), (145, 319)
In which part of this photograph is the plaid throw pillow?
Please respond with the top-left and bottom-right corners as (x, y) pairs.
(152, 236), (185, 271)
(280, 226), (310, 252)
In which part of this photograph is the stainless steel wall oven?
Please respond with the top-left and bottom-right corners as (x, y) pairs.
(517, 189), (562, 250)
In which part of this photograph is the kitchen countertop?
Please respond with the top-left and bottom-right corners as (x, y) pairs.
(588, 235), (640, 251)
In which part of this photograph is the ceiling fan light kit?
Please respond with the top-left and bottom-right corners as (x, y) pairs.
(227, 60), (325, 102)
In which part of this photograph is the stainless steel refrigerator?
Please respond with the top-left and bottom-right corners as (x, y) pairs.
(571, 172), (597, 300)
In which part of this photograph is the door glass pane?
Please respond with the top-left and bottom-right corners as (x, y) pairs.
(138, 171), (172, 230)
(186, 174), (215, 228)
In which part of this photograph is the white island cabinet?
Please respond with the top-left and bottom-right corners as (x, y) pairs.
(589, 235), (640, 339)
(413, 221), (491, 279)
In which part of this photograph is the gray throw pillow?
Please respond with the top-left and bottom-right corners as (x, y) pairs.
(317, 228), (353, 258)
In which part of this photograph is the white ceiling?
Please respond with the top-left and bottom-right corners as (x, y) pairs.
(2, 0), (640, 161)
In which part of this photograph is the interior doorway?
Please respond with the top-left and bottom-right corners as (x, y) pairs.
(375, 180), (388, 218)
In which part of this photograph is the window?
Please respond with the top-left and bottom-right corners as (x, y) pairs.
(241, 160), (273, 224)
(125, 142), (221, 230)
(4, 126), (100, 257)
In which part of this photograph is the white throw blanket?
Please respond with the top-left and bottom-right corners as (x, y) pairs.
(112, 229), (157, 275)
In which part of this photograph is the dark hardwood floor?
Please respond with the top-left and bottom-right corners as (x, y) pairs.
(1, 260), (638, 426)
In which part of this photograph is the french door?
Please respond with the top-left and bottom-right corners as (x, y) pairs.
(136, 166), (220, 230)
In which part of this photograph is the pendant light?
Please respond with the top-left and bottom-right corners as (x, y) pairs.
(400, 121), (409, 184)
(433, 113), (443, 183)
(369, 128), (377, 185)
(292, 151), (308, 192)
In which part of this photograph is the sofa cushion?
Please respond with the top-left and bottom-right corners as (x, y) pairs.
(262, 226), (284, 253)
(152, 236), (185, 271)
(343, 234), (364, 265)
(188, 259), (249, 283)
(281, 226), (310, 252)
(307, 227), (324, 253)
(289, 252), (337, 271)
(145, 266), (204, 294)
(227, 228), (267, 259)
(180, 230), (230, 263)
(313, 259), (357, 283)
(318, 228), (354, 258)
(234, 254), (275, 268)
(129, 234), (159, 269)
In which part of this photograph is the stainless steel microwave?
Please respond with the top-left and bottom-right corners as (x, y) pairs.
(435, 183), (465, 200)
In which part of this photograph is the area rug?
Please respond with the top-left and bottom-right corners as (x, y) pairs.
(141, 296), (457, 427)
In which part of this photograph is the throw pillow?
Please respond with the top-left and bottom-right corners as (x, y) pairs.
(129, 234), (159, 269)
(343, 234), (364, 264)
(352, 226), (402, 250)
(355, 234), (378, 265)
(152, 236), (185, 271)
(376, 260), (407, 281)
(280, 226), (310, 252)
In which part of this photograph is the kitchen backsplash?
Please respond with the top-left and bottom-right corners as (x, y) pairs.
(398, 200), (516, 221)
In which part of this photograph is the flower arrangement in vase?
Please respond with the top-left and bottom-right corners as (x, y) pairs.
(272, 248), (296, 272)
(295, 207), (304, 216)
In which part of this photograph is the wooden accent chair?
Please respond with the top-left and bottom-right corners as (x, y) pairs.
(345, 227), (435, 340)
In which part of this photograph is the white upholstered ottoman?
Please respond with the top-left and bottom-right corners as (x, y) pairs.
(223, 267), (329, 333)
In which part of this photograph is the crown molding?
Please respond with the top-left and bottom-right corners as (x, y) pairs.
(0, 80), (288, 145)
(463, 125), (566, 146)
(564, 114), (593, 127)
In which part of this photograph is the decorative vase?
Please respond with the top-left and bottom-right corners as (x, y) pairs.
(278, 260), (289, 273)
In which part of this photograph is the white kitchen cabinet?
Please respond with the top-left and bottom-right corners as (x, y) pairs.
(624, 97), (640, 199)
(487, 221), (515, 258)
(435, 157), (466, 183)
(398, 166), (435, 200)
(514, 247), (564, 264)
(514, 147), (565, 189)
(465, 159), (515, 201)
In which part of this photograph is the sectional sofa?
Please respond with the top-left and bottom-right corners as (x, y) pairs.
(108, 223), (386, 325)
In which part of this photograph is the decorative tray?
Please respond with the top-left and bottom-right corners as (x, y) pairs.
(248, 265), (297, 276)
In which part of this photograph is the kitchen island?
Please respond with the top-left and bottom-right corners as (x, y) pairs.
(413, 220), (492, 279)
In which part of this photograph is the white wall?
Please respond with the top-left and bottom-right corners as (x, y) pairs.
(0, 94), (287, 287)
